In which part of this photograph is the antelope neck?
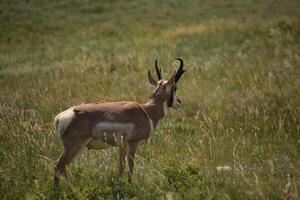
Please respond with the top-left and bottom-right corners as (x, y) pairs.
(142, 98), (166, 128)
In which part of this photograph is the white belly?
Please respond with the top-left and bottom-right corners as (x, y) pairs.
(87, 122), (135, 149)
(94, 122), (134, 136)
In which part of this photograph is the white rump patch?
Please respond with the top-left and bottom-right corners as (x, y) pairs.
(54, 107), (75, 137)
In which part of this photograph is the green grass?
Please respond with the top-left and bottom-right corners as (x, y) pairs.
(1, 0), (300, 199)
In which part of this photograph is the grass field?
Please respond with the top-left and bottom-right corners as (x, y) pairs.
(1, 0), (300, 199)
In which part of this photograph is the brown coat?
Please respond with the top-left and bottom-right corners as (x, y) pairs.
(64, 101), (154, 148)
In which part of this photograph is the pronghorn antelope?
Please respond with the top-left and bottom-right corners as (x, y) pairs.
(53, 58), (186, 187)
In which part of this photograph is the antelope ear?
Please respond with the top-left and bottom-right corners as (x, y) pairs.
(148, 70), (157, 86)
(167, 71), (176, 86)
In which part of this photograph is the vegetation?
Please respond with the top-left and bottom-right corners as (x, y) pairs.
(1, 0), (299, 199)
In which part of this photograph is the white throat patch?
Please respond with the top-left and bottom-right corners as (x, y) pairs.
(163, 101), (168, 115)
(166, 85), (171, 95)
(149, 118), (154, 135)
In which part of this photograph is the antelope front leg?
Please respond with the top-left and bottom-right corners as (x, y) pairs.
(127, 142), (138, 183)
(118, 146), (127, 176)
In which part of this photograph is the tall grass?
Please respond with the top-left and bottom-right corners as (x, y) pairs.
(0, 0), (300, 199)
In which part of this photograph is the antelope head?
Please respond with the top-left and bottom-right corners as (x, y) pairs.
(148, 58), (186, 109)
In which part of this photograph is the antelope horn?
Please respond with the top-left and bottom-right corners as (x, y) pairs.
(175, 58), (186, 83)
(155, 59), (162, 80)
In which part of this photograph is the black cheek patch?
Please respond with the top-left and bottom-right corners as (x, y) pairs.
(167, 90), (173, 107)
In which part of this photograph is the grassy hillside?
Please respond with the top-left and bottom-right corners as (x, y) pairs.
(1, 0), (300, 199)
